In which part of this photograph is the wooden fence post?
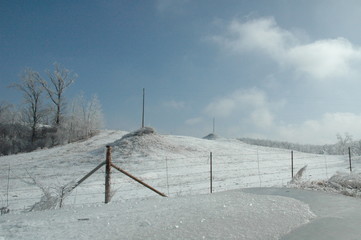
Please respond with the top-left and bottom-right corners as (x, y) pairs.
(105, 146), (112, 203)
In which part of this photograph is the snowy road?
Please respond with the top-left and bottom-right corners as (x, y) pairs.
(244, 188), (361, 240)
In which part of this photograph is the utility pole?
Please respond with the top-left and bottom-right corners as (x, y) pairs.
(213, 118), (215, 134)
(142, 88), (145, 128)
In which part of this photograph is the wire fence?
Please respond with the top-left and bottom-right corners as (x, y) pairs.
(0, 148), (357, 213)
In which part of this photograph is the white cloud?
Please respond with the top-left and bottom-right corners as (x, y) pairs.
(213, 17), (295, 60)
(213, 17), (361, 80)
(185, 117), (203, 125)
(278, 112), (361, 144)
(163, 100), (186, 109)
(287, 38), (361, 79)
(251, 108), (274, 128)
(204, 88), (276, 129)
(203, 89), (361, 144)
(204, 97), (236, 118)
(205, 88), (270, 116)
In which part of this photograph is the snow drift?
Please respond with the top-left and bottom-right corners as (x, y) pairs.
(0, 190), (315, 240)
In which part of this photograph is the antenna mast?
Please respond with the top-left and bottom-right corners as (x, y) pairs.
(213, 118), (215, 134)
(142, 88), (145, 128)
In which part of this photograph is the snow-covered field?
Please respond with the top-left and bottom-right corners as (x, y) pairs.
(0, 128), (359, 239)
(0, 189), (315, 240)
(0, 128), (355, 212)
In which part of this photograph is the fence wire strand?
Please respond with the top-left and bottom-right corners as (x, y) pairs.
(0, 150), (356, 212)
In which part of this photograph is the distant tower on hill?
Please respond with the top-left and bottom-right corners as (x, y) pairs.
(142, 88), (145, 128)
(203, 118), (218, 140)
(213, 117), (215, 134)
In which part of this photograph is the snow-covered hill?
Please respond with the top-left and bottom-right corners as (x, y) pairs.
(0, 128), (352, 213)
(1, 128), (360, 239)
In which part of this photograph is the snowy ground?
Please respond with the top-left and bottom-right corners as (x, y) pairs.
(245, 188), (361, 240)
(0, 128), (360, 239)
(0, 189), (315, 240)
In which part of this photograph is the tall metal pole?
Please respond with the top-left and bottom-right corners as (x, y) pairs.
(291, 151), (294, 179)
(349, 147), (352, 173)
(213, 118), (215, 134)
(142, 88), (145, 128)
(6, 164), (10, 207)
(210, 152), (213, 193)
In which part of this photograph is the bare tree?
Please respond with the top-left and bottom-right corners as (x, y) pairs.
(10, 69), (46, 143)
(40, 63), (76, 126)
(85, 94), (104, 137)
(68, 93), (104, 140)
(336, 133), (353, 154)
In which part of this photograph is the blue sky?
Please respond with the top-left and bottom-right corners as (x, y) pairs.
(2, 0), (361, 144)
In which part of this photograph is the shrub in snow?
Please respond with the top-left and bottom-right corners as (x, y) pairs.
(0, 206), (10, 215)
(328, 173), (361, 190)
(289, 171), (361, 198)
(26, 173), (74, 211)
(289, 165), (307, 184)
(29, 190), (59, 211)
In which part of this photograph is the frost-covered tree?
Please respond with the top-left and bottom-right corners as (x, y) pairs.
(10, 69), (47, 143)
(0, 102), (12, 124)
(84, 94), (103, 137)
(67, 93), (103, 141)
(1, 64), (104, 154)
(40, 63), (76, 126)
(0, 103), (20, 155)
(239, 133), (361, 155)
(335, 133), (353, 154)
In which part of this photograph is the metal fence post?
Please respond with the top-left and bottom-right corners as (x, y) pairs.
(291, 151), (294, 179)
(349, 147), (352, 173)
(210, 152), (213, 193)
(165, 157), (170, 196)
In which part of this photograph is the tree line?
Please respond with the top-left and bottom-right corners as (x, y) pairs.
(0, 63), (103, 156)
(239, 133), (361, 155)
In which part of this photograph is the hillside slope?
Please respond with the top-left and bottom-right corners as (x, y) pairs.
(0, 128), (351, 212)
